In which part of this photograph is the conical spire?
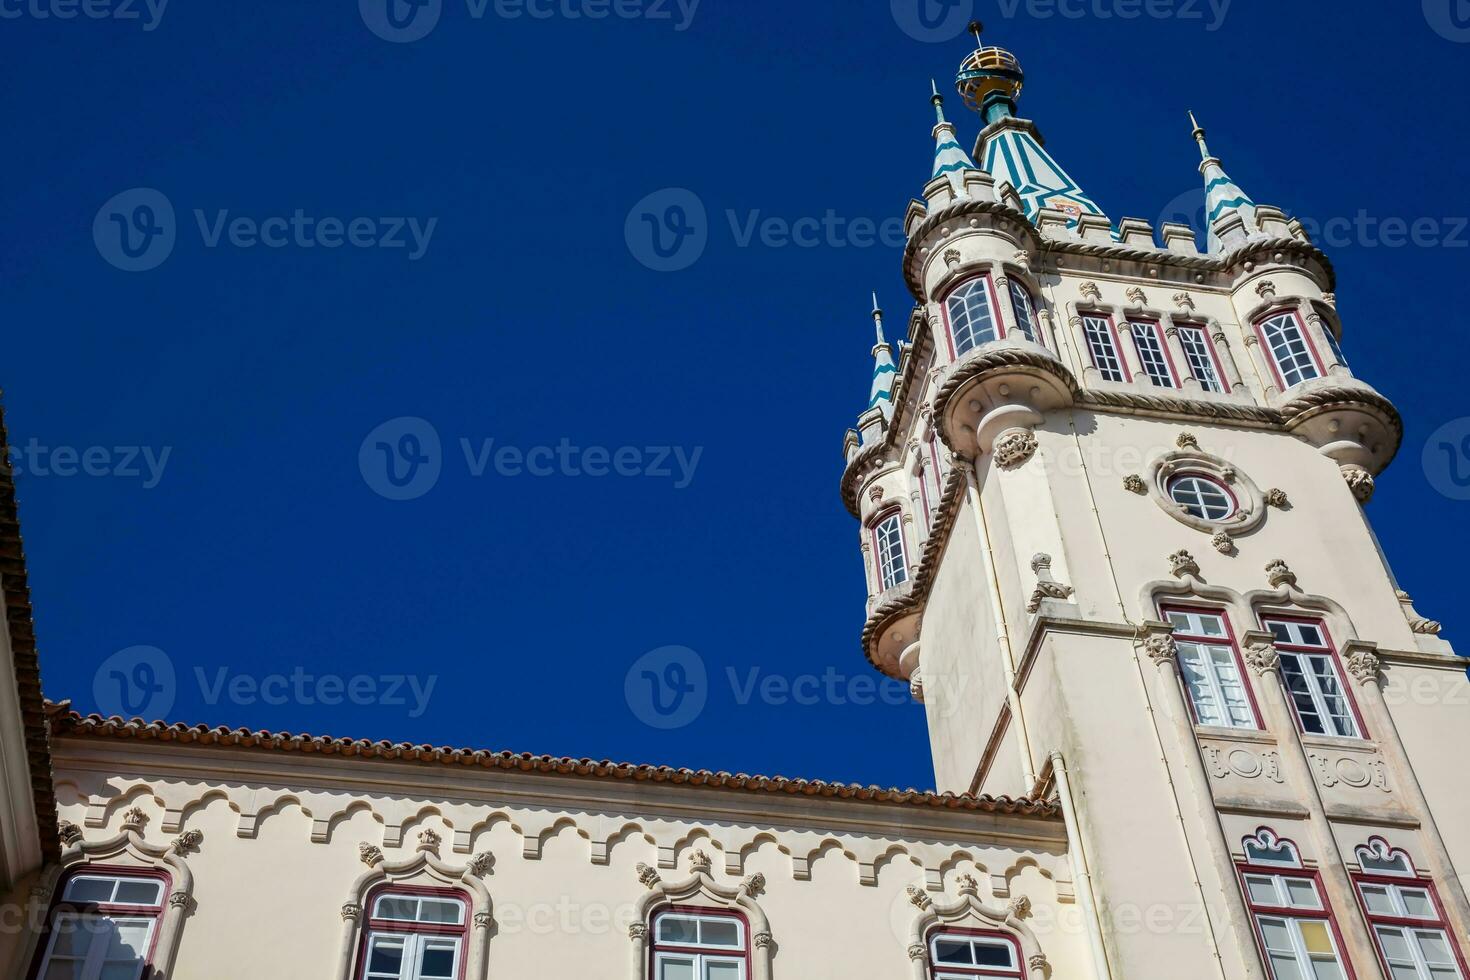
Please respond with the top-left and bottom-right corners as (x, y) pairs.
(1190, 111), (1260, 253)
(930, 81), (978, 193)
(867, 294), (897, 423)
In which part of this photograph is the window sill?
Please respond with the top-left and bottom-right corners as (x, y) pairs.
(1299, 732), (1376, 753)
(1194, 726), (1276, 745)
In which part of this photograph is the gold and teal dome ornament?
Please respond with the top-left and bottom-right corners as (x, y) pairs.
(955, 22), (1025, 124)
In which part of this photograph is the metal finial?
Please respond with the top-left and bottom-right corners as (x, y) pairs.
(969, 20), (985, 48)
(871, 293), (886, 347)
(1188, 110), (1211, 160)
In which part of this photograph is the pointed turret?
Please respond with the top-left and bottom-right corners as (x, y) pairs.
(930, 80), (978, 195)
(867, 294), (897, 424)
(1190, 111), (1262, 253)
(955, 21), (1106, 230)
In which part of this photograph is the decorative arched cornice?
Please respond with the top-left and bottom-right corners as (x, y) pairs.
(904, 876), (1048, 980)
(931, 346), (1078, 457)
(1218, 238), (1336, 292)
(336, 838), (493, 980)
(902, 199), (1040, 300)
(629, 852), (774, 980)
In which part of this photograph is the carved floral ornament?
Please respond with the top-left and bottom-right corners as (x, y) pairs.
(992, 429), (1039, 470)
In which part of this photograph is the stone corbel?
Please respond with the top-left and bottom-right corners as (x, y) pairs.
(1026, 553), (1075, 613)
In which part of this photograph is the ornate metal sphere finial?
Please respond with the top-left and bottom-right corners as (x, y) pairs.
(956, 21), (1024, 118)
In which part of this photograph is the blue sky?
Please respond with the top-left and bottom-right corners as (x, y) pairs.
(3, 0), (1468, 790)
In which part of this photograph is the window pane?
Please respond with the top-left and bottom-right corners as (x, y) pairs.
(1399, 889), (1435, 919)
(1415, 930), (1457, 967)
(368, 936), (406, 976)
(699, 919), (741, 949)
(376, 896), (419, 921)
(658, 917), (700, 946)
(1247, 876), (1281, 906)
(1308, 957), (1346, 980)
(419, 940), (457, 979)
(1131, 322), (1175, 387)
(1361, 885), (1397, 916)
(658, 956), (697, 980)
(1009, 281), (1037, 343)
(417, 898), (463, 925)
(1269, 952), (1307, 980)
(1083, 316), (1126, 382)
(705, 959), (744, 980)
(947, 280), (997, 355)
(1179, 327), (1224, 392)
(112, 881), (162, 907)
(934, 938), (974, 964)
(65, 878), (114, 904)
(42, 963), (83, 980)
(1284, 878), (1321, 910)
(1298, 920), (1334, 955)
(974, 941), (1016, 968)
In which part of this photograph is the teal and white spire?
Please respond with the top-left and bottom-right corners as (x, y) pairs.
(1191, 111), (1261, 254)
(955, 22), (1106, 230)
(931, 80), (977, 195)
(867, 294), (897, 423)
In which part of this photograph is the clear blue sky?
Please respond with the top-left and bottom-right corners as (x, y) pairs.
(4, 0), (1468, 790)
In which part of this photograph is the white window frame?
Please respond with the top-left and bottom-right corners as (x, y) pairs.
(363, 932), (462, 980)
(652, 911), (747, 980)
(945, 277), (1001, 357)
(927, 930), (1022, 978)
(1354, 842), (1467, 980)
(1081, 314), (1127, 382)
(360, 890), (467, 980)
(1168, 474), (1236, 522)
(1176, 324), (1225, 393)
(1007, 280), (1039, 345)
(874, 511), (908, 591)
(1164, 608), (1257, 730)
(36, 874), (166, 980)
(1264, 618), (1361, 739)
(1129, 320), (1176, 388)
(1258, 311), (1323, 389)
(1239, 861), (1350, 980)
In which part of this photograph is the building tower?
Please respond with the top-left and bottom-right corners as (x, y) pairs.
(843, 27), (1470, 980)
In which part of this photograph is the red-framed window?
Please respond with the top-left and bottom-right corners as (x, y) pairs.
(1256, 310), (1325, 390)
(1167, 473), (1239, 522)
(917, 435), (943, 533)
(650, 907), (750, 980)
(1175, 322), (1228, 393)
(1237, 830), (1355, 980)
(871, 508), (908, 591)
(927, 927), (1024, 978)
(356, 885), (470, 980)
(1006, 279), (1042, 347)
(1160, 605), (1262, 730)
(1261, 616), (1367, 740)
(1080, 313), (1130, 383)
(29, 867), (170, 980)
(1128, 319), (1178, 388)
(942, 275), (1006, 358)
(1352, 839), (1468, 980)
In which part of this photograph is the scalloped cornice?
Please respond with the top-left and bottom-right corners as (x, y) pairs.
(1278, 383), (1403, 446)
(931, 348), (1080, 453)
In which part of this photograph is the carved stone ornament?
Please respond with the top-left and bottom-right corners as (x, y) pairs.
(943, 247), (962, 270)
(753, 932), (773, 949)
(1255, 279), (1277, 299)
(1169, 549), (1200, 578)
(907, 885), (932, 910)
(1265, 488), (1290, 508)
(868, 485), (885, 504)
(341, 903), (364, 922)
(1265, 559), (1297, 588)
(1013, 249), (1031, 272)
(1126, 287), (1148, 306)
(1397, 591), (1443, 635)
(743, 873), (767, 896)
(1079, 281), (1102, 301)
(1176, 432), (1200, 450)
(1007, 895), (1032, 919)
(1141, 633), (1177, 666)
(689, 850), (713, 874)
(1342, 466), (1376, 503)
(1346, 650), (1381, 685)
(1323, 292), (1337, 308)
(1027, 553), (1075, 612)
(909, 667), (925, 704)
(992, 430), (1038, 470)
(629, 923), (649, 941)
(121, 807), (148, 831)
(1245, 643), (1281, 675)
(473, 910), (492, 929)
(468, 852), (494, 878)
(1212, 532), (1235, 555)
(359, 842), (384, 867)
(58, 821), (83, 847)
(908, 943), (929, 961)
(168, 891), (190, 910)
(955, 874), (979, 894)
(1174, 292), (1197, 312)
(416, 828), (443, 853)
(636, 863), (661, 889)
(1122, 474), (1146, 495)
(171, 830), (203, 856)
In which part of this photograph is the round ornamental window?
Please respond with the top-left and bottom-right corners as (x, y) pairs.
(1168, 474), (1236, 522)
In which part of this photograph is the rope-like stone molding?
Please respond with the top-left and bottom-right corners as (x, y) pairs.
(1278, 384), (1403, 444)
(902, 199), (1040, 298)
(931, 348), (1080, 452)
(1080, 389), (1282, 427)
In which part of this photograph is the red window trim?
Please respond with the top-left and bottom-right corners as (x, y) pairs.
(1166, 471), (1242, 519)
(354, 883), (472, 980)
(1175, 321), (1230, 393)
(1258, 614), (1370, 741)
(1079, 311), (1132, 382)
(939, 273), (1008, 361)
(1126, 318), (1181, 388)
(924, 925), (1026, 977)
(1253, 308), (1326, 391)
(1005, 278), (1045, 350)
(648, 906), (753, 977)
(1351, 860), (1470, 980)
(868, 505), (908, 591)
(1235, 858), (1360, 980)
(26, 865), (172, 980)
(1158, 603), (1264, 729)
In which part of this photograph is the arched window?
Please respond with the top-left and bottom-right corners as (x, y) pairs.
(1352, 840), (1468, 980)
(651, 909), (749, 980)
(1261, 617), (1364, 740)
(1237, 830), (1352, 980)
(33, 870), (167, 980)
(1080, 314), (1128, 383)
(928, 929), (1024, 977)
(1175, 323), (1226, 393)
(1256, 311), (1323, 389)
(1128, 320), (1177, 388)
(1356, 839), (1412, 877)
(1161, 606), (1259, 730)
(1007, 280), (1040, 345)
(357, 887), (469, 980)
(873, 511), (908, 591)
(945, 277), (1001, 357)
(1243, 829), (1301, 868)
(1168, 474), (1237, 522)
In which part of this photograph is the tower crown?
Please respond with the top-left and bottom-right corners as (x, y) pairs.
(955, 22), (1024, 124)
